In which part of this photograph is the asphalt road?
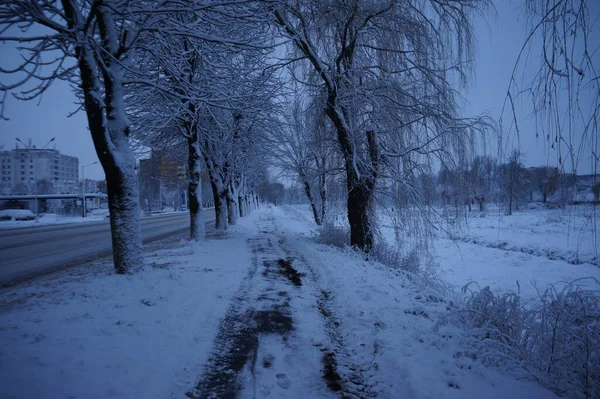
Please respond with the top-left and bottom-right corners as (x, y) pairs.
(0, 210), (215, 283)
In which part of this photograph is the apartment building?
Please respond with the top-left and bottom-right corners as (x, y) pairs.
(0, 145), (79, 195)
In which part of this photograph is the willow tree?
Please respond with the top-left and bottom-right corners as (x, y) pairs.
(271, 0), (489, 252)
(507, 0), (599, 177)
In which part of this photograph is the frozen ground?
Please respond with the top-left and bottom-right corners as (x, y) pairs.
(0, 205), (557, 398)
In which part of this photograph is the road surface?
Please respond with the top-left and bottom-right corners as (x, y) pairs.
(0, 210), (215, 283)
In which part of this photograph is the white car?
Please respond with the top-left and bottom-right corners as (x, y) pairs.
(0, 209), (36, 221)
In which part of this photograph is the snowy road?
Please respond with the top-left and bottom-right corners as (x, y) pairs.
(0, 210), (214, 283)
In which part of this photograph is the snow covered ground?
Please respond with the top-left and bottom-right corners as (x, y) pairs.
(448, 205), (598, 266)
(0, 205), (559, 398)
(377, 205), (600, 299)
(0, 217), (256, 399)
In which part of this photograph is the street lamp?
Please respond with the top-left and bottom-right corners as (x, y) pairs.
(42, 137), (56, 149)
(81, 161), (98, 217)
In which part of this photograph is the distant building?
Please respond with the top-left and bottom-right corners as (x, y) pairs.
(139, 151), (187, 211)
(0, 144), (79, 196)
(138, 151), (212, 211)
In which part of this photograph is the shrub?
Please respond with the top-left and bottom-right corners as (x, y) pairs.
(313, 222), (350, 248)
(439, 279), (600, 398)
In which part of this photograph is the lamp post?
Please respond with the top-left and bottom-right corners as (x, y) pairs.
(42, 137), (56, 149)
(81, 161), (98, 217)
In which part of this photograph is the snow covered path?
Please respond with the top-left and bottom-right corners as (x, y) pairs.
(188, 212), (368, 398)
(191, 206), (556, 399)
(1, 206), (558, 398)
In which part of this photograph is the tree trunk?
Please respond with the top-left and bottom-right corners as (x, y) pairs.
(187, 140), (205, 241)
(211, 182), (228, 231)
(73, 8), (142, 274)
(347, 178), (375, 252)
(326, 99), (378, 252)
(104, 161), (143, 274)
(319, 167), (327, 223)
(227, 193), (239, 225)
(299, 170), (321, 225)
(239, 195), (246, 217)
(216, 193), (228, 230)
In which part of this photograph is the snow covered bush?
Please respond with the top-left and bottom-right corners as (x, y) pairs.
(313, 222), (350, 248)
(442, 279), (600, 398)
(371, 240), (421, 275)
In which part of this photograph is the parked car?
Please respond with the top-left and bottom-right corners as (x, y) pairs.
(0, 209), (36, 221)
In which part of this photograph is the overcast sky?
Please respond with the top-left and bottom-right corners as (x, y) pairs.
(0, 0), (598, 181)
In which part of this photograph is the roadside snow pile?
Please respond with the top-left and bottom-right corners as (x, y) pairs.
(0, 213), (260, 399)
(274, 205), (556, 398)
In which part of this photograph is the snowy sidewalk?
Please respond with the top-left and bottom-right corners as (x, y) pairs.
(0, 206), (557, 398)
(188, 211), (339, 398)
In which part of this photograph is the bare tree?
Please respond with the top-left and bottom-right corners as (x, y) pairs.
(127, 2), (274, 235)
(0, 1), (154, 273)
(501, 150), (530, 215)
(268, 96), (328, 225)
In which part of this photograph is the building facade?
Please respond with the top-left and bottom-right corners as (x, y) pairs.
(138, 151), (212, 211)
(0, 145), (79, 196)
(139, 152), (188, 212)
